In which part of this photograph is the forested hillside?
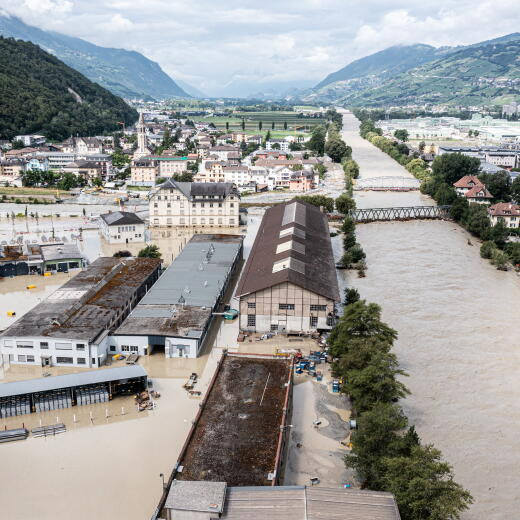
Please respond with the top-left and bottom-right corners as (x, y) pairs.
(0, 36), (137, 140)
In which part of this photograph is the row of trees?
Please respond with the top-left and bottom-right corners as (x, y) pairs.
(329, 298), (473, 519)
(21, 169), (89, 191)
(358, 116), (520, 270)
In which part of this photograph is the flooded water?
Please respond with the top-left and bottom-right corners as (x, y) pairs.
(340, 111), (520, 519)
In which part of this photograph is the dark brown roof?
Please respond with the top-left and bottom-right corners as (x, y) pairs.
(236, 199), (340, 301)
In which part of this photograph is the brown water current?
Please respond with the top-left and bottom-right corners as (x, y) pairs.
(339, 111), (520, 519)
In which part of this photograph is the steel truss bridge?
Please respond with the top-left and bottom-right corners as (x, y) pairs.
(354, 176), (421, 191)
(351, 205), (451, 223)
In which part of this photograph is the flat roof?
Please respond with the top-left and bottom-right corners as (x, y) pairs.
(114, 235), (242, 338)
(0, 365), (147, 398)
(176, 354), (291, 486)
(165, 481), (226, 513)
(1, 257), (161, 342)
(40, 243), (83, 262)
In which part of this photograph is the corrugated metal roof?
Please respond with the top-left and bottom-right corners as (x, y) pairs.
(0, 365), (147, 398)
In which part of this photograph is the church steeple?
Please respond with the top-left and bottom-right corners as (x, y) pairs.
(133, 111), (150, 161)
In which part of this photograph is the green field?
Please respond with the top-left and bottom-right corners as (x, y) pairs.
(204, 111), (325, 135)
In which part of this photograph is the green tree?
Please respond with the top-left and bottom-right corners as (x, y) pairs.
(480, 241), (497, 259)
(491, 248), (509, 270)
(462, 204), (491, 238)
(284, 121), (288, 130)
(335, 193), (356, 214)
(382, 445), (473, 520)
(113, 250), (132, 257)
(343, 287), (360, 306)
(343, 159), (360, 179)
(258, 121), (262, 131)
(393, 129), (409, 141)
(449, 196), (469, 222)
(138, 245), (161, 258)
(92, 177), (103, 187)
(433, 184), (458, 205)
(272, 142), (281, 150)
(307, 126), (326, 156)
(271, 121), (275, 130)
(418, 141), (426, 153)
(325, 136), (349, 163)
(241, 119), (245, 131)
(57, 172), (80, 191)
(11, 139), (24, 149)
(490, 219), (509, 248)
(111, 150), (131, 169)
(294, 194), (334, 213)
(225, 121), (229, 131)
(479, 170), (512, 202)
(511, 175), (520, 203)
(432, 153), (481, 186)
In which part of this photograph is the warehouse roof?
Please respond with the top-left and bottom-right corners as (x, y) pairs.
(0, 257), (161, 342)
(219, 486), (401, 520)
(39, 243), (84, 262)
(236, 199), (339, 302)
(0, 365), (147, 398)
(114, 235), (243, 338)
(100, 211), (144, 226)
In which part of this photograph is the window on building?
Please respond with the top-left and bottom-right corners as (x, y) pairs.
(310, 305), (327, 311)
(247, 314), (256, 327)
(154, 203), (158, 208)
(310, 316), (318, 328)
(16, 341), (33, 348)
(17, 355), (27, 362)
(26, 355), (35, 363)
(131, 346), (139, 352)
(247, 302), (256, 309)
(76, 343), (85, 351)
(77, 358), (86, 365)
(230, 203), (234, 208)
(109, 345), (116, 352)
(122, 345), (130, 352)
(56, 357), (73, 364)
(229, 219), (235, 225)
(279, 303), (295, 310)
(167, 203), (171, 208)
(218, 203), (223, 208)
(55, 342), (72, 350)
(270, 324), (279, 331)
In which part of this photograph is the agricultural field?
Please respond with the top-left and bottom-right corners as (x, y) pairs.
(204, 111), (325, 136)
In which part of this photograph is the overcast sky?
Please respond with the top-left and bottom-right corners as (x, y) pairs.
(1, 0), (520, 96)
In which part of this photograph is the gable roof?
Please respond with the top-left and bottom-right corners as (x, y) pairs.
(453, 175), (483, 188)
(488, 202), (520, 217)
(465, 184), (493, 199)
(236, 199), (339, 302)
(100, 211), (144, 226)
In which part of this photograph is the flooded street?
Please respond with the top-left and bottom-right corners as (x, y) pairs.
(340, 111), (520, 519)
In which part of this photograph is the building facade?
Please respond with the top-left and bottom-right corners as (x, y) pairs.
(488, 202), (520, 228)
(149, 179), (240, 227)
(99, 211), (146, 243)
(236, 199), (340, 333)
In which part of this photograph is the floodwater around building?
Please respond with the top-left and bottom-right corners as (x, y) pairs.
(339, 110), (520, 519)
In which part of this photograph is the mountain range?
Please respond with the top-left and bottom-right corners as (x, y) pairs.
(309, 33), (520, 107)
(0, 36), (137, 140)
(0, 14), (194, 100)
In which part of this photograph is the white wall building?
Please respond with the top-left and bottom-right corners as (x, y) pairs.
(99, 211), (146, 244)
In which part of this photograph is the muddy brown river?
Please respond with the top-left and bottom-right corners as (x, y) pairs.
(339, 111), (520, 519)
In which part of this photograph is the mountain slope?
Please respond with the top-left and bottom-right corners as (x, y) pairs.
(0, 36), (137, 140)
(0, 14), (190, 100)
(316, 44), (442, 89)
(344, 40), (520, 107)
(176, 79), (207, 98)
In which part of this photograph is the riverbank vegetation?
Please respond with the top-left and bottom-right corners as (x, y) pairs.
(328, 298), (473, 519)
(21, 170), (88, 191)
(356, 113), (520, 270)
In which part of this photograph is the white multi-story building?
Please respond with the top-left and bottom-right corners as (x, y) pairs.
(266, 139), (290, 153)
(149, 179), (240, 227)
(99, 211), (146, 244)
(223, 165), (251, 186)
(488, 203), (520, 228)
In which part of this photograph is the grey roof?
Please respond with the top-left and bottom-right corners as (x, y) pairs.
(220, 486), (401, 520)
(100, 211), (144, 226)
(164, 481), (227, 513)
(114, 235), (243, 338)
(157, 179), (239, 200)
(0, 365), (147, 398)
(236, 199), (340, 302)
(1, 257), (161, 342)
(40, 243), (84, 262)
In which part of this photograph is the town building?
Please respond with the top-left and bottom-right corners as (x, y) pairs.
(453, 175), (485, 195)
(0, 257), (161, 368)
(14, 134), (46, 147)
(236, 199), (340, 333)
(146, 156), (189, 177)
(130, 158), (158, 186)
(153, 352), (293, 519)
(111, 234), (243, 358)
(0, 159), (25, 185)
(161, 483), (401, 520)
(488, 202), (520, 228)
(149, 180), (240, 227)
(61, 137), (103, 155)
(0, 243), (86, 277)
(99, 211), (146, 243)
(266, 139), (290, 152)
(133, 112), (151, 161)
(453, 175), (493, 204)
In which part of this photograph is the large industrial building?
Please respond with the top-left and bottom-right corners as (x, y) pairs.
(0, 257), (161, 368)
(111, 234), (243, 358)
(236, 199), (340, 334)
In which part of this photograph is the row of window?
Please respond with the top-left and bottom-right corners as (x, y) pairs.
(121, 345), (139, 352)
(246, 303), (327, 312)
(246, 315), (320, 328)
(152, 218), (235, 225)
(116, 225), (138, 232)
(6, 341), (86, 350)
(154, 202), (232, 208)
(13, 355), (86, 364)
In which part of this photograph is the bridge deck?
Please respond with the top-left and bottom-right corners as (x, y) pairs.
(351, 205), (451, 223)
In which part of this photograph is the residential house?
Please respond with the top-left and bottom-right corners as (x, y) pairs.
(465, 184), (493, 204)
(149, 179), (240, 227)
(99, 211), (146, 243)
(488, 202), (520, 228)
(266, 139), (290, 153)
(14, 135), (46, 147)
(0, 159), (25, 185)
(209, 146), (240, 161)
(144, 156), (189, 177)
(61, 137), (104, 155)
(453, 175), (484, 195)
(130, 159), (159, 186)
